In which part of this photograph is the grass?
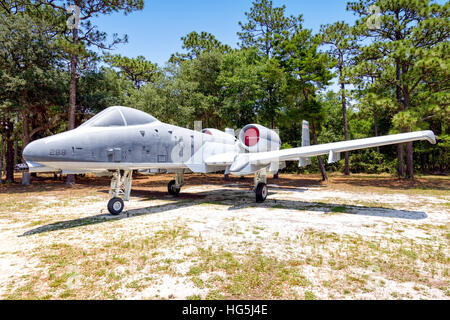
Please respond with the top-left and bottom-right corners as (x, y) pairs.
(0, 193), (102, 218)
(1, 173), (448, 300)
(185, 224), (449, 300)
(304, 291), (316, 300)
(5, 218), (449, 300)
(185, 247), (310, 299)
(331, 206), (346, 213)
(5, 224), (191, 300)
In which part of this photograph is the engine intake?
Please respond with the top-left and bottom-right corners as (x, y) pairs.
(202, 128), (236, 144)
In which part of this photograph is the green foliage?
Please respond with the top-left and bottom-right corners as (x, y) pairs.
(104, 54), (159, 89)
(77, 67), (131, 114)
(170, 31), (231, 64)
(347, 0), (449, 176)
(216, 48), (265, 127)
(238, 0), (303, 57)
(124, 65), (196, 127)
(275, 27), (335, 131)
(0, 8), (61, 105)
(0, 2), (68, 147)
(237, 0), (304, 129)
(0, 0), (448, 177)
(176, 50), (225, 128)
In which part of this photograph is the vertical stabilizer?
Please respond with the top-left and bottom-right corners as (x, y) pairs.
(302, 120), (310, 147)
(299, 120), (312, 167)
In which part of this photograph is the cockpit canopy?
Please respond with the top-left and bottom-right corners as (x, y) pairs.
(79, 106), (158, 128)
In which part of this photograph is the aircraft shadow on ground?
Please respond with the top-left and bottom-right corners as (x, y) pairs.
(20, 187), (427, 237)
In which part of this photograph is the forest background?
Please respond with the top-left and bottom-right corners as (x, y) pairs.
(0, 0), (448, 184)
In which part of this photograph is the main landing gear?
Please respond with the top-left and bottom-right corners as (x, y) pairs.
(105, 169), (268, 214)
(107, 170), (132, 215)
(168, 171), (185, 197)
(254, 169), (268, 203)
(108, 197), (124, 215)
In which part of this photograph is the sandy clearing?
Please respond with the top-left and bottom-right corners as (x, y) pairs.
(0, 175), (448, 300)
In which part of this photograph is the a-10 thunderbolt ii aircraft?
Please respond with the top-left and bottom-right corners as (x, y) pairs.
(20, 106), (437, 215)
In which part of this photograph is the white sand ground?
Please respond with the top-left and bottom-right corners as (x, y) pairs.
(0, 182), (448, 299)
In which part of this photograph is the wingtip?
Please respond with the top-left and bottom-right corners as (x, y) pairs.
(424, 130), (437, 144)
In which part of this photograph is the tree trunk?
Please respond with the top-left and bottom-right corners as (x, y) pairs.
(406, 142), (414, 179)
(2, 129), (5, 177)
(5, 120), (14, 183)
(340, 78), (350, 176)
(311, 123), (327, 181)
(338, 61), (349, 175)
(0, 120), (3, 183)
(66, 23), (79, 186)
(69, 54), (78, 130)
(1, 134), (5, 182)
(373, 109), (382, 165)
(395, 62), (405, 178)
(14, 138), (18, 168)
(397, 144), (404, 178)
(21, 110), (31, 148)
(20, 110), (31, 185)
(268, 87), (274, 129)
(403, 82), (414, 180)
(374, 108), (379, 152)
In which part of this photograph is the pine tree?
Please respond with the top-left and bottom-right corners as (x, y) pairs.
(320, 22), (358, 175)
(275, 29), (335, 180)
(39, 0), (144, 184)
(348, 0), (449, 179)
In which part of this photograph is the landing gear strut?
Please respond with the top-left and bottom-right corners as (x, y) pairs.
(168, 171), (184, 197)
(107, 170), (132, 215)
(254, 169), (268, 203)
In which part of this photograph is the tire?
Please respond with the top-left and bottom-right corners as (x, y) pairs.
(107, 197), (124, 215)
(255, 183), (268, 203)
(168, 180), (181, 196)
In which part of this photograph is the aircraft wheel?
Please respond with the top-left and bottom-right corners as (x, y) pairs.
(255, 183), (268, 203)
(168, 180), (181, 196)
(108, 197), (124, 215)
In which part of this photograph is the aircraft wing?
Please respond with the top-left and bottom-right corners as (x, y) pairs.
(206, 130), (436, 173)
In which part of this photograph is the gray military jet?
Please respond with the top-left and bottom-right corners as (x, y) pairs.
(21, 106), (437, 215)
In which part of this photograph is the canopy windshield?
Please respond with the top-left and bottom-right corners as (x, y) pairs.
(79, 106), (158, 128)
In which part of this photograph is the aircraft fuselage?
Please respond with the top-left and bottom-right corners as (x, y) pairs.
(23, 116), (237, 173)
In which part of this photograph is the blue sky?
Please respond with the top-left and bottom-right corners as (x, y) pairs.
(92, 0), (358, 66)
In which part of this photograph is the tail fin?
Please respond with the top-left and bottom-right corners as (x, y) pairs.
(301, 120), (310, 147)
(299, 120), (312, 167)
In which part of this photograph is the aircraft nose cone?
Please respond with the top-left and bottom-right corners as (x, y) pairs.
(23, 139), (46, 161)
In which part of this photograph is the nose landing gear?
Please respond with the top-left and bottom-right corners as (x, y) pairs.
(254, 169), (268, 203)
(107, 170), (132, 215)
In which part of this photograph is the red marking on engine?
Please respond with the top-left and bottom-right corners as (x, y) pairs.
(244, 127), (260, 147)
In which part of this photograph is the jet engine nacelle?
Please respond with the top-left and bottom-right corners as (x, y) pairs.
(202, 128), (236, 144)
(239, 124), (281, 153)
